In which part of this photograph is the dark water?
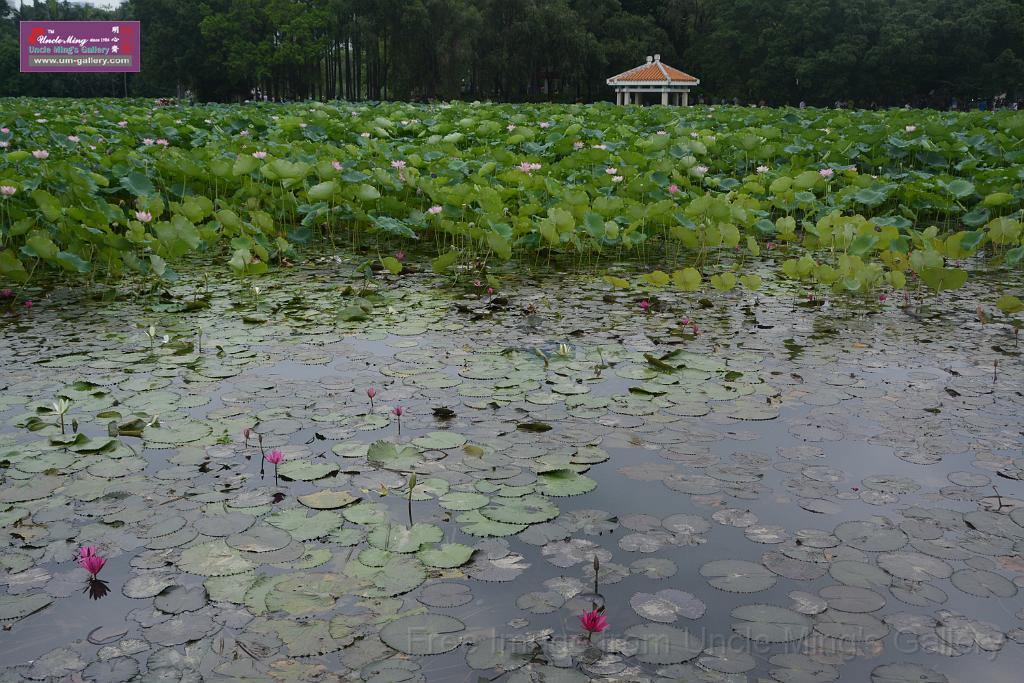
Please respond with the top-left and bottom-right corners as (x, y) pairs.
(1, 261), (1022, 682)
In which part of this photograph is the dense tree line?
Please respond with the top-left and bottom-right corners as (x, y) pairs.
(2, 0), (1023, 106)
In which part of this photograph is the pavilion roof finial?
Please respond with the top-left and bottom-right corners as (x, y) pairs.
(654, 54), (661, 62)
(645, 55), (652, 64)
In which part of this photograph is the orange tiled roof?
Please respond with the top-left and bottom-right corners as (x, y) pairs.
(608, 60), (699, 84)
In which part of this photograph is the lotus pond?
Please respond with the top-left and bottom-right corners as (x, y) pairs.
(0, 252), (1023, 683)
(2, 100), (1024, 682)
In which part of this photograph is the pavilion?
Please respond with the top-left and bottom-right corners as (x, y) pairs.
(607, 54), (700, 106)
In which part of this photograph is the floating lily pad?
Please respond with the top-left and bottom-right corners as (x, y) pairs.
(731, 604), (813, 642)
(700, 560), (777, 593)
(379, 613), (465, 655)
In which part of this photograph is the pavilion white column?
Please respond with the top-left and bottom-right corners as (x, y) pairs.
(661, 90), (669, 106)
(623, 91), (631, 105)
(682, 91), (689, 106)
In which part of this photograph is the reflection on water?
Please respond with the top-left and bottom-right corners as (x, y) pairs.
(0, 262), (1022, 682)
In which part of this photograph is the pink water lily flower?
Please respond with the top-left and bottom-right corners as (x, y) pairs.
(579, 609), (608, 637)
(142, 138), (154, 146)
(156, 139), (169, 146)
(0, 186), (16, 197)
(392, 405), (404, 434)
(819, 168), (834, 179)
(77, 547), (106, 577)
(605, 167), (618, 175)
(332, 160), (343, 171)
(117, 121), (128, 127)
(0, 127), (9, 133)
(135, 211), (152, 223)
(756, 165), (770, 173)
(395, 250), (405, 262)
(1, 288), (11, 297)
(539, 121), (551, 128)
(391, 159), (407, 170)
(879, 292), (889, 302)
(0, 141), (8, 148)
(573, 140), (584, 149)
(252, 151), (267, 159)
(693, 165), (709, 175)
(24, 300), (33, 309)
(506, 123), (516, 132)
(67, 135), (79, 143)
(639, 299), (651, 312)
(367, 387), (377, 410)
(612, 175), (623, 183)
(264, 450), (283, 486)
(32, 149), (49, 159)
(427, 205), (443, 215)
(668, 184), (679, 194)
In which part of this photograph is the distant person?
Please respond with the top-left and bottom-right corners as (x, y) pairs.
(799, 100), (806, 109)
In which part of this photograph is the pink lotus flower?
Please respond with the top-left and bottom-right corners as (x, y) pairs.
(67, 135), (79, 143)
(693, 165), (709, 175)
(579, 609), (608, 636)
(612, 175), (623, 183)
(756, 165), (769, 173)
(0, 141), (8, 148)
(0, 127), (9, 133)
(506, 123), (516, 132)
(473, 280), (482, 288)
(639, 300), (651, 312)
(24, 300), (33, 309)
(392, 405), (404, 434)
(332, 160), (342, 171)
(0, 186), (15, 197)
(766, 242), (776, 250)
(668, 184), (679, 194)
(142, 138), (154, 146)
(605, 167), (618, 175)
(819, 168), (834, 179)
(135, 211), (152, 223)
(518, 161), (535, 174)
(487, 287), (494, 295)
(427, 205), (443, 215)
(77, 547), (105, 577)
(156, 139), (169, 146)
(681, 316), (690, 326)
(391, 159), (407, 170)
(117, 121), (128, 127)
(239, 129), (250, 136)
(252, 151), (267, 159)
(657, 130), (668, 135)
(395, 250), (405, 262)
(539, 121), (551, 128)
(367, 387), (376, 409)
(691, 323), (700, 335)
(879, 292), (888, 302)
(32, 149), (49, 159)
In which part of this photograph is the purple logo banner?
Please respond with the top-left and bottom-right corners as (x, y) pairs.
(20, 21), (140, 73)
